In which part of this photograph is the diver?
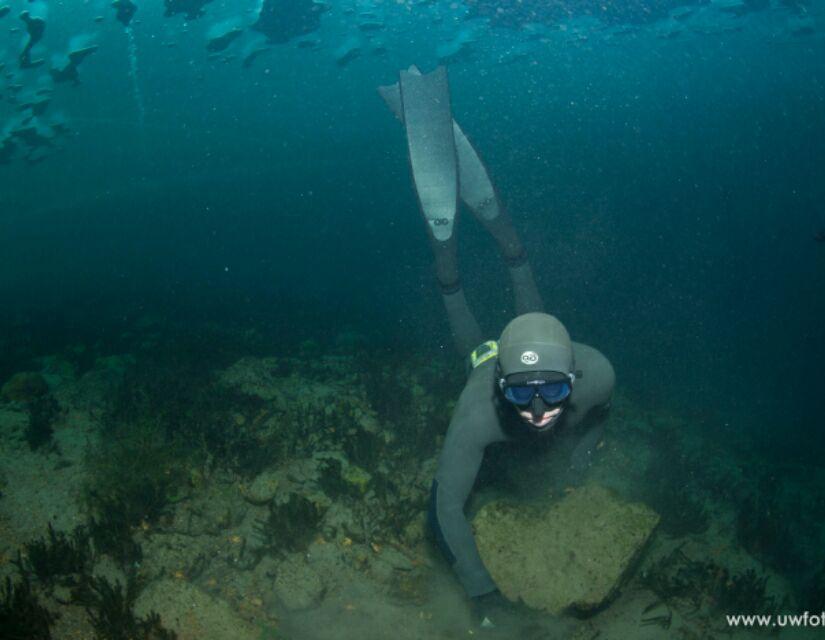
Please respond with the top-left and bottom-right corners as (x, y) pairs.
(112, 0), (138, 28)
(815, 229), (825, 243)
(18, 10), (46, 69)
(379, 66), (616, 630)
(252, 0), (329, 44)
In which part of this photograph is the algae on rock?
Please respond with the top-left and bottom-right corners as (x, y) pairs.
(1, 372), (48, 403)
(220, 354), (452, 547)
(473, 482), (659, 616)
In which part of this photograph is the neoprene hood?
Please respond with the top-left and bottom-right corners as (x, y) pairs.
(498, 312), (574, 377)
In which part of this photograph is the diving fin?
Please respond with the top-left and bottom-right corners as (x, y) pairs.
(379, 65), (544, 313)
(379, 65), (499, 223)
(398, 66), (458, 243)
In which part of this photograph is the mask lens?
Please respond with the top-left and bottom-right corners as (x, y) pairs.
(538, 381), (571, 404)
(504, 385), (535, 405)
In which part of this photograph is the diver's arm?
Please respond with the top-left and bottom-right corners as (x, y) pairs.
(568, 342), (615, 419)
(567, 342), (615, 471)
(569, 413), (608, 472)
(429, 364), (505, 597)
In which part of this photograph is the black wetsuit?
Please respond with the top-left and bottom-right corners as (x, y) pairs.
(428, 341), (614, 597)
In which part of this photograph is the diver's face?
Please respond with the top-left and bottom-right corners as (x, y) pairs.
(519, 404), (564, 429)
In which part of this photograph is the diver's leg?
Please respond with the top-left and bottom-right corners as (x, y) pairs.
(430, 231), (481, 355)
(381, 67), (483, 355)
(441, 287), (483, 356)
(452, 123), (545, 315)
(384, 73), (543, 315)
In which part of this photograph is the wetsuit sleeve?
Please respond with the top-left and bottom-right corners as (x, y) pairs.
(570, 342), (615, 414)
(429, 363), (506, 597)
(567, 343), (615, 471)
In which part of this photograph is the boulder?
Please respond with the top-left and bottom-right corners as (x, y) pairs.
(134, 578), (261, 640)
(244, 468), (280, 505)
(273, 552), (325, 610)
(219, 356), (284, 400)
(473, 482), (659, 615)
(61, 355), (133, 413)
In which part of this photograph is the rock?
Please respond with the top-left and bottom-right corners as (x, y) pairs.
(134, 578), (261, 640)
(273, 552), (325, 610)
(0, 406), (29, 438)
(38, 355), (77, 387)
(402, 510), (427, 546)
(1, 372), (48, 402)
(473, 482), (659, 616)
(61, 355), (133, 413)
(244, 468), (280, 504)
(138, 529), (225, 580)
(235, 504), (270, 555)
(366, 545), (430, 604)
(219, 356), (283, 400)
(91, 555), (128, 587)
(171, 476), (247, 535)
(387, 546), (416, 572)
(320, 502), (357, 538)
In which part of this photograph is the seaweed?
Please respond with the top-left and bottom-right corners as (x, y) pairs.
(712, 568), (774, 615)
(339, 418), (384, 471)
(88, 466), (171, 530)
(15, 523), (92, 587)
(0, 575), (55, 639)
(641, 545), (775, 616)
(104, 355), (268, 473)
(25, 394), (59, 451)
(735, 481), (804, 573)
(640, 545), (698, 605)
(86, 496), (144, 569)
(734, 470), (825, 608)
(640, 600), (672, 629)
(256, 492), (325, 553)
(71, 574), (176, 640)
(84, 415), (187, 567)
(355, 351), (456, 458)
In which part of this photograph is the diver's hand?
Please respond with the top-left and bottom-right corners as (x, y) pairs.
(471, 589), (513, 631)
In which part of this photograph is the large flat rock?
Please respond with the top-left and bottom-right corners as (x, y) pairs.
(473, 483), (659, 616)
